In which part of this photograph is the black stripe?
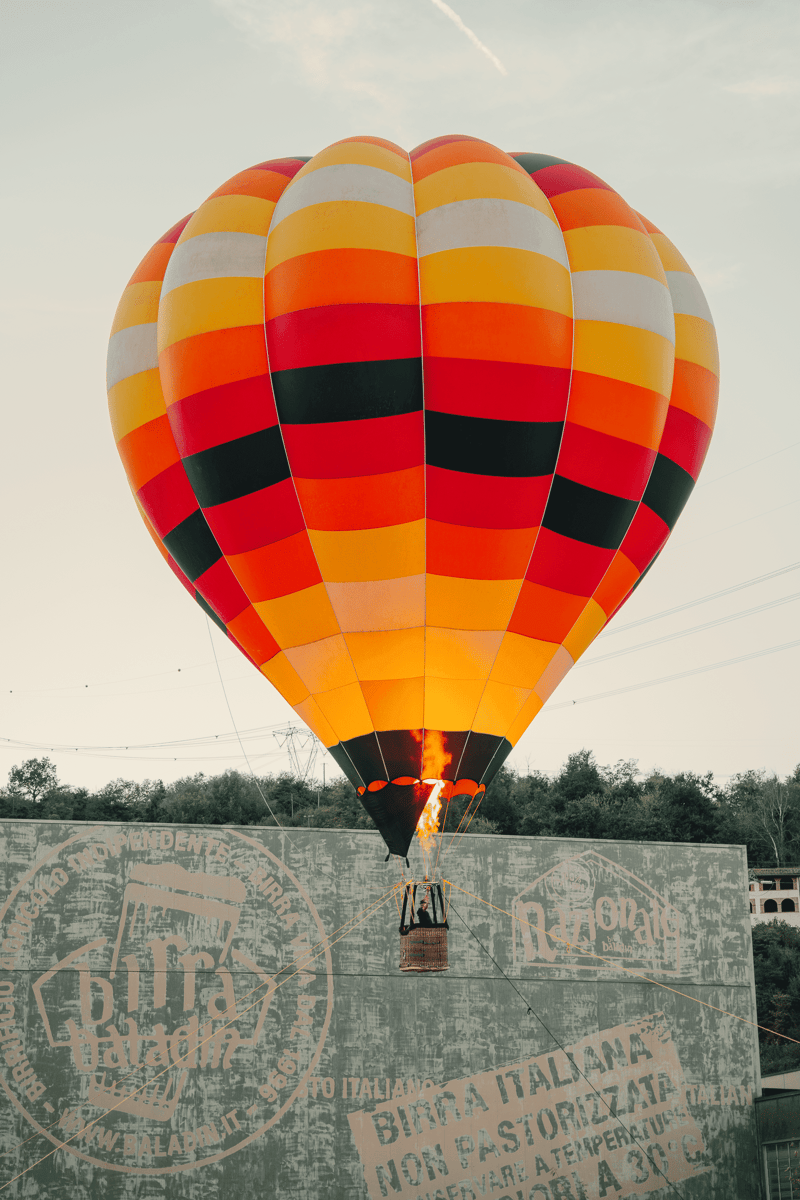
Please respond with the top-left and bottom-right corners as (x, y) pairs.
(271, 358), (422, 424)
(425, 411), (562, 477)
(194, 591), (227, 635)
(510, 153), (571, 174)
(163, 510), (222, 582)
(544, 475), (638, 549)
(458, 732), (510, 786)
(182, 427), (290, 509)
(642, 454), (695, 530)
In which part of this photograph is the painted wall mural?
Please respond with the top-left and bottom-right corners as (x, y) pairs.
(0, 823), (761, 1197)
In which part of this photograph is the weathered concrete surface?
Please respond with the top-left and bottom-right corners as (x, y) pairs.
(0, 820), (762, 1198)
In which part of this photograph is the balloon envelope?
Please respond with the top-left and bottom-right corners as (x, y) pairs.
(107, 136), (718, 856)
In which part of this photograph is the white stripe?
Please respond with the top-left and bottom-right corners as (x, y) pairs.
(325, 576), (426, 633)
(666, 271), (715, 325)
(415, 197), (569, 269)
(271, 163), (415, 226)
(571, 269), (675, 343)
(161, 231), (268, 297)
(107, 323), (158, 390)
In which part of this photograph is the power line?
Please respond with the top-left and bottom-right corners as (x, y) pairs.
(600, 561), (800, 637)
(547, 637), (800, 711)
(582, 590), (800, 668)
(698, 437), (800, 489)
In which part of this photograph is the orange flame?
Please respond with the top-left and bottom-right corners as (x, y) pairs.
(416, 779), (446, 841)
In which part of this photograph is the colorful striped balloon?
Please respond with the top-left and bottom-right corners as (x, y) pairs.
(107, 136), (718, 858)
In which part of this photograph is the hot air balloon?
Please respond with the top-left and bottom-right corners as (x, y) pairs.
(107, 135), (718, 867)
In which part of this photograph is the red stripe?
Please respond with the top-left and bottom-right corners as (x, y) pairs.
(410, 134), (483, 160)
(266, 304), (421, 372)
(251, 158), (307, 177)
(657, 406), (712, 480)
(203, 477), (305, 556)
(137, 461), (198, 539)
(426, 466), (550, 530)
(619, 504), (670, 573)
(423, 358), (570, 422)
(556, 424), (656, 501)
(282, 412), (423, 479)
(194, 557), (250, 624)
(526, 528), (613, 596)
(160, 216), (193, 244)
(531, 164), (613, 198)
(169, 374), (277, 458)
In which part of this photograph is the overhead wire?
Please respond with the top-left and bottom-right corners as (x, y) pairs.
(599, 560), (800, 637)
(580, 590), (800, 668)
(546, 636), (800, 712)
(205, 618), (295, 844)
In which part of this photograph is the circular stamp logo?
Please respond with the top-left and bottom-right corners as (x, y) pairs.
(0, 825), (333, 1174)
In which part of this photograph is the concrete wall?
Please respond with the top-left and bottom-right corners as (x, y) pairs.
(0, 819), (763, 1199)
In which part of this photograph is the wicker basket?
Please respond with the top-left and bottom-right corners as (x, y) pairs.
(399, 926), (449, 972)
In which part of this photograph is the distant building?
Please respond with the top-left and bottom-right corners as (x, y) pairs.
(750, 867), (800, 927)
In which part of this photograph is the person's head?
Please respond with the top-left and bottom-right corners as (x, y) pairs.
(420, 896), (428, 910)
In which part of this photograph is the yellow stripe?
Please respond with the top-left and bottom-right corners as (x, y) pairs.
(423, 677), (485, 732)
(489, 633), (560, 689)
(675, 314), (720, 376)
(426, 575), (522, 632)
(419, 246), (572, 314)
(157, 276), (263, 351)
(425, 628), (504, 681)
(308, 521), (424, 583)
(472, 681), (534, 735)
(293, 141), (411, 181)
(648, 231), (692, 274)
(572, 320), (674, 396)
(284, 634), (358, 694)
(361, 678), (424, 731)
(414, 162), (556, 221)
(110, 281), (162, 336)
(108, 368), (165, 442)
(504, 693), (545, 746)
(562, 599), (606, 662)
(293, 695), (338, 746)
(563, 225), (666, 282)
(312, 682), (374, 742)
(260, 652), (310, 707)
(266, 202), (416, 270)
(254, 583), (340, 649)
(177, 195), (275, 241)
(345, 628), (425, 680)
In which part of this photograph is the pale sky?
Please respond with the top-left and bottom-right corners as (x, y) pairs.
(1, 0), (798, 793)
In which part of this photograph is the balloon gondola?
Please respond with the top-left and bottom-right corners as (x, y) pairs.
(107, 134), (718, 877)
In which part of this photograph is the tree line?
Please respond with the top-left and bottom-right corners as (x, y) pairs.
(1, 751), (799, 1073)
(3, 750), (798, 869)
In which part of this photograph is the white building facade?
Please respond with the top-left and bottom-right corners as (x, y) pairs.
(749, 867), (800, 928)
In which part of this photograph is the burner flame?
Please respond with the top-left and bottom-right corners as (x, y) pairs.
(417, 779), (446, 844)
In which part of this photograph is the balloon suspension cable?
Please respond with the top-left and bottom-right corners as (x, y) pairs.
(205, 618), (297, 852)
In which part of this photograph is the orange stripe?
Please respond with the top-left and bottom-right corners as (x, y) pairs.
(128, 243), (172, 286)
(295, 468), (425, 531)
(267, 248), (419, 317)
(566, 370), (669, 451)
(210, 169), (296, 202)
(508, 580), (588, 643)
(592, 552), (640, 618)
(117, 415), (180, 492)
(226, 606), (280, 665)
(158, 326), (268, 406)
(422, 303), (572, 366)
(670, 359), (719, 430)
(427, 521), (536, 580)
(549, 188), (644, 233)
(334, 135), (407, 155)
(226, 532), (321, 602)
(413, 140), (527, 181)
